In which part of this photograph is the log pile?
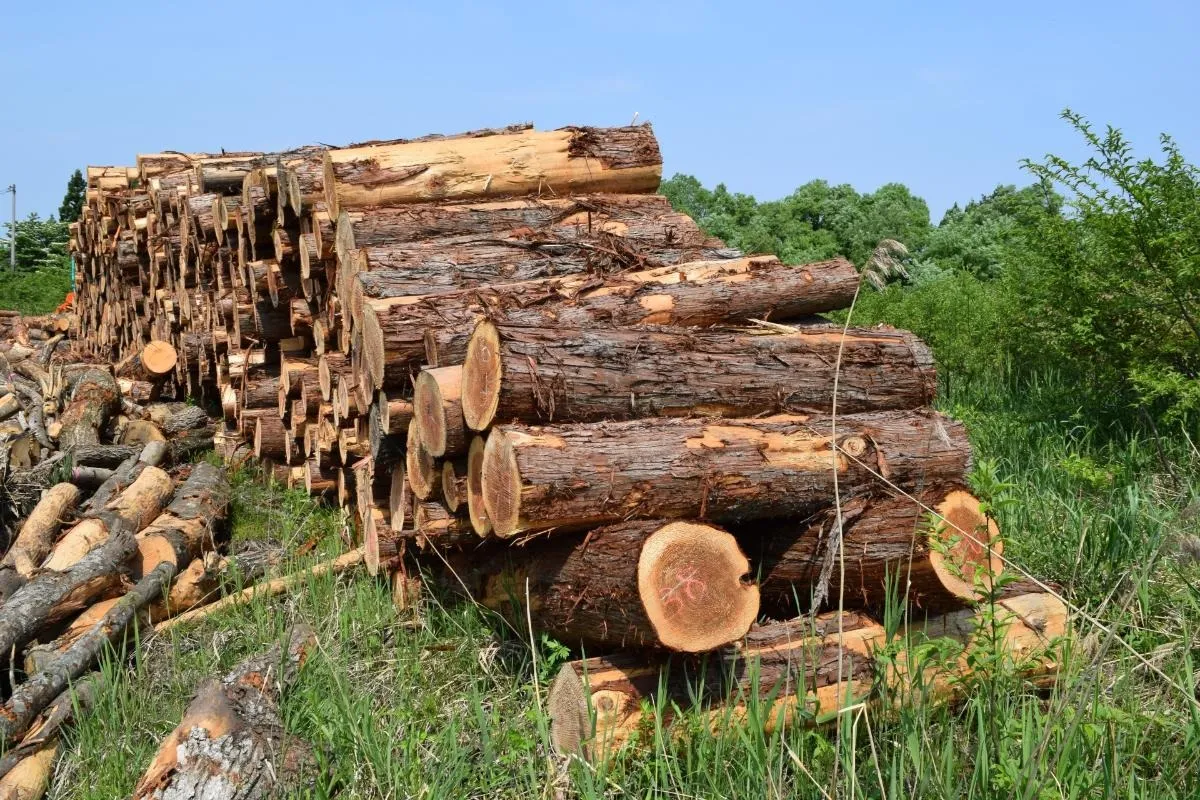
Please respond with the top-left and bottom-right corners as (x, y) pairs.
(62, 121), (1068, 765)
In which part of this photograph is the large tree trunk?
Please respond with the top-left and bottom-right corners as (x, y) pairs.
(742, 488), (1004, 614)
(452, 520), (758, 652)
(359, 255), (857, 388)
(480, 410), (970, 538)
(132, 624), (317, 800)
(57, 369), (119, 450)
(549, 591), (1067, 761)
(461, 321), (936, 430)
(323, 125), (662, 215)
(335, 194), (679, 256)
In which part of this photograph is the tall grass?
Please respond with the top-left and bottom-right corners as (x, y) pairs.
(46, 369), (1200, 799)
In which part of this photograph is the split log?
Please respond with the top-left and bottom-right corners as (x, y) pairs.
(457, 520), (758, 651)
(131, 624), (317, 800)
(360, 255), (857, 387)
(0, 484), (81, 601)
(461, 321), (936, 430)
(481, 410), (971, 537)
(323, 125), (661, 215)
(413, 366), (466, 458)
(0, 741), (56, 800)
(57, 368), (119, 450)
(744, 489), (1004, 614)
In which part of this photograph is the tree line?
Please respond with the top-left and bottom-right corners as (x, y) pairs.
(0, 170), (83, 313)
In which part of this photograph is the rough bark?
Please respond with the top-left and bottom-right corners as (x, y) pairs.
(57, 369), (119, 451)
(323, 125), (662, 215)
(0, 524), (139, 666)
(336, 194), (678, 257)
(453, 520), (758, 651)
(132, 624), (317, 800)
(360, 255), (856, 386)
(0, 673), (100, 781)
(0, 562), (175, 745)
(0, 484), (81, 601)
(134, 462), (231, 578)
(743, 488), (1004, 615)
(461, 321), (936, 430)
(482, 410), (971, 537)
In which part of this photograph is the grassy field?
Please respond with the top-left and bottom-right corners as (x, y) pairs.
(46, 368), (1200, 799)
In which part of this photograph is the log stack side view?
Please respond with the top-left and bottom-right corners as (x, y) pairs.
(46, 120), (1069, 767)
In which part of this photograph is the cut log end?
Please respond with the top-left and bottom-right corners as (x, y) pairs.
(405, 423), (439, 501)
(361, 303), (385, 391)
(467, 436), (492, 536)
(142, 340), (178, 377)
(389, 466), (410, 531)
(637, 522), (759, 652)
(929, 490), (1004, 602)
(461, 320), (502, 432)
(414, 367), (461, 458)
(548, 664), (591, 758)
(480, 431), (519, 537)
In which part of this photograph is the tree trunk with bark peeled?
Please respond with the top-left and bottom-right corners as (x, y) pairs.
(481, 410), (971, 538)
(323, 125), (662, 215)
(461, 321), (936, 430)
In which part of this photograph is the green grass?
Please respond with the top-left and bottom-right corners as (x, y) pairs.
(46, 371), (1200, 799)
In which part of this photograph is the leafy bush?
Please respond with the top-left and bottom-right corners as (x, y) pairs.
(0, 258), (72, 314)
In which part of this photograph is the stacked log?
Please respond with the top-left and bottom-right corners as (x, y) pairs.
(63, 120), (1066, 764)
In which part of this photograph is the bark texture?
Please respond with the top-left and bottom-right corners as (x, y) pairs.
(482, 410), (971, 537)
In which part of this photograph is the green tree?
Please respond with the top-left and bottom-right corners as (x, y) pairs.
(4, 213), (69, 272)
(1010, 111), (1200, 421)
(59, 169), (86, 223)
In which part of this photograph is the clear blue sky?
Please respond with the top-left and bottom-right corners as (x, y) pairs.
(3, 0), (1197, 222)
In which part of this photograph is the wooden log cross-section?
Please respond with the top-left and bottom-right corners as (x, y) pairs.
(743, 488), (1004, 614)
(460, 321), (937, 430)
(480, 410), (971, 538)
(452, 520), (759, 652)
(132, 624), (317, 799)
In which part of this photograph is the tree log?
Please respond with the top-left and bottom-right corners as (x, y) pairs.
(57, 368), (119, 451)
(0, 740), (56, 800)
(323, 125), (661, 215)
(743, 488), (1003, 614)
(0, 673), (102, 782)
(413, 366), (466, 458)
(457, 520), (758, 651)
(466, 436), (491, 536)
(360, 255), (857, 388)
(0, 484), (81, 601)
(549, 591), (1067, 760)
(134, 462), (231, 578)
(0, 525), (139, 668)
(131, 624), (317, 800)
(461, 321), (936, 431)
(4, 563), (173, 745)
(115, 341), (178, 383)
(482, 411), (970, 538)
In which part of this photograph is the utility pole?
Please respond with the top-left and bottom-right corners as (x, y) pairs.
(3, 184), (13, 271)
